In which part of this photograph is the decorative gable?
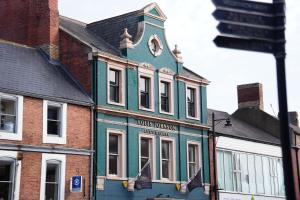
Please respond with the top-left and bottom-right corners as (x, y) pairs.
(142, 3), (167, 21)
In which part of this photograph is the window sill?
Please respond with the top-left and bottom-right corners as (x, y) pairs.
(107, 101), (125, 107)
(154, 179), (178, 184)
(0, 131), (22, 141)
(106, 176), (127, 181)
(43, 135), (66, 144)
(159, 111), (174, 116)
(186, 116), (200, 121)
(139, 106), (155, 112)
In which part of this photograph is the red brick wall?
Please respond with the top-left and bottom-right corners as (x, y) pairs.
(18, 152), (91, 200)
(59, 30), (92, 94)
(209, 133), (216, 200)
(0, 0), (59, 47)
(0, 96), (91, 149)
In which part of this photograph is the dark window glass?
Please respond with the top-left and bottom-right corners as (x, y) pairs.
(141, 138), (150, 169)
(140, 77), (150, 108)
(0, 160), (14, 200)
(109, 69), (120, 103)
(161, 141), (170, 179)
(45, 162), (60, 200)
(160, 81), (169, 112)
(47, 105), (61, 136)
(0, 97), (16, 133)
(109, 135), (119, 175)
(187, 88), (195, 117)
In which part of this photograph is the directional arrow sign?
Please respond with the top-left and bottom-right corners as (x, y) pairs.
(212, 10), (285, 29)
(217, 23), (284, 41)
(212, 0), (283, 15)
(213, 35), (275, 53)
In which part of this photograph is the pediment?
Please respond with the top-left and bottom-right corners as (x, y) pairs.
(142, 2), (167, 21)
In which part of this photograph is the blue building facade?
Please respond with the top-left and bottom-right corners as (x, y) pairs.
(60, 2), (211, 199)
(90, 4), (211, 199)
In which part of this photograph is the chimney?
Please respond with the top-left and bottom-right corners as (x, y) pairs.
(0, 0), (59, 60)
(289, 111), (299, 127)
(237, 83), (264, 110)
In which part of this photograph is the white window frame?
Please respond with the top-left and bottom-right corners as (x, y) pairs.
(138, 67), (154, 112)
(0, 92), (23, 141)
(139, 133), (156, 179)
(106, 128), (126, 179)
(159, 73), (174, 115)
(160, 137), (176, 181)
(0, 150), (21, 200)
(107, 63), (125, 107)
(186, 141), (201, 180)
(42, 100), (67, 144)
(39, 153), (66, 200)
(185, 83), (200, 120)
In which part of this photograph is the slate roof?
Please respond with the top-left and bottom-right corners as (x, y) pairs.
(207, 109), (281, 145)
(182, 67), (208, 83)
(0, 41), (93, 106)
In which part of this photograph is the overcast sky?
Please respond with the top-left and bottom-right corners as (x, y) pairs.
(59, 0), (300, 116)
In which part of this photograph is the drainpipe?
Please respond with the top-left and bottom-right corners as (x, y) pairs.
(176, 63), (182, 184)
(90, 105), (94, 200)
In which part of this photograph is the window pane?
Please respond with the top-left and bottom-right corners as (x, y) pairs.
(224, 151), (233, 191)
(160, 81), (170, 112)
(162, 141), (169, 159)
(255, 155), (264, 194)
(247, 154), (256, 194)
(109, 69), (120, 103)
(262, 157), (271, 195)
(48, 106), (60, 121)
(0, 160), (14, 200)
(277, 159), (285, 196)
(233, 153), (242, 192)
(188, 145), (196, 162)
(0, 115), (16, 133)
(240, 153), (249, 193)
(45, 163), (59, 200)
(217, 151), (225, 190)
(141, 138), (150, 158)
(162, 160), (169, 178)
(47, 121), (60, 136)
(0, 98), (16, 115)
(109, 155), (118, 175)
(189, 164), (196, 179)
(109, 69), (118, 84)
(109, 135), (118, 154)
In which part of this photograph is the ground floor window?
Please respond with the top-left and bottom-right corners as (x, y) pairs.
(40, 154), (65, 200)
(217, 150), (285, 197)
(139, 134), (155, 178)
(0, 159), (15, 200)
(160, 138), (175, 181)
(187, 142), (201, 179)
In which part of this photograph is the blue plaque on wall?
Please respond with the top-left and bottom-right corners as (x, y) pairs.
(71, 176), (82, 192)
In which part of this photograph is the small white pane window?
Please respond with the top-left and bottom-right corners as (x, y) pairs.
(0, 93), (23, 141)
(107, 129), (125, 178)
(160, 81), (170, 113)
(0, 159), (16, 200)
(107, 64), (125, 106)
(160, 138), (175, 181)
(43, 101), (67, 144)
(187, 142), (200, 180)
(185, 84), (200, 120)
(139, 135), (155, 178)
(45, 162), (60, 200)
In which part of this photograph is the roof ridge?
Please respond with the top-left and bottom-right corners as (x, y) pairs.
(59, 15), (87, 27)
(0, 39), (35, 49)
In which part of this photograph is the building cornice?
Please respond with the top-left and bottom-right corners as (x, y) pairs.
(176, 75), (210, 86)
(96, 106), (210, 130)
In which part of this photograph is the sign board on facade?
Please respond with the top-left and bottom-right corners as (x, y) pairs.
(137, 119), (175, 137)
(70, 176), (83, 192)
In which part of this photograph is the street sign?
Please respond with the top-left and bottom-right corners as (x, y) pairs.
(213, 36), (274, 53)
(212, 0), (282, 15)
(212, 10), (285, 29)
(217, 23), (284, 41)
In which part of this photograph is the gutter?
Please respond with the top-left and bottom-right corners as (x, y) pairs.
(90, 105), (94, 200)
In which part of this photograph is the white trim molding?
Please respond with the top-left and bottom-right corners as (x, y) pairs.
(106, 128), (126, 179)
(107, 63), (126, 107)
(0, 92), (23, 141)
(158, 70), (174, 116)
(185, 83), (201, 120)
(138, 66), (155, 112)
(138, 133), (156, 179)
(186, 140), (202, 180)
(160, 136), (176, 181)
(42, 100), (67, 144)
(148, 34), (163, 57)
(40, 153), (66, 200)
(0, 150), (21, 200)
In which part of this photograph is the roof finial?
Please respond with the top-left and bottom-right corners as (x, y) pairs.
(172, 44), (183, 63)
(119, 28), (133, 49)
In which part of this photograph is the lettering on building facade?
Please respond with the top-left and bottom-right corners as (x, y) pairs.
(137, 119), (176, 136)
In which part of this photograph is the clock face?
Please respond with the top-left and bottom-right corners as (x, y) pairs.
(148, 35), (163, 56)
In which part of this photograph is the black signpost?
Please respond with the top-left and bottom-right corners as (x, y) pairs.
(212, 0), (296, 200)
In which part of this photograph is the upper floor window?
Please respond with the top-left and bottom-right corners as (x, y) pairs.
(40, 154), (66, 200)
(107, 64), (125, 106)
(107, 129), (125, 179)
(186, 84), (200, 120)
(0, 93), (23, 141)
(160, 81), (170, 113)
(43, 101), (67, 144)
(140, 77), (150, 109)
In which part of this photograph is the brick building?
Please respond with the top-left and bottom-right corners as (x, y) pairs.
(0, 0), (93, 200)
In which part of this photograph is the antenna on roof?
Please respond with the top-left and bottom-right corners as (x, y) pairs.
(270, 104), (277, 117)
